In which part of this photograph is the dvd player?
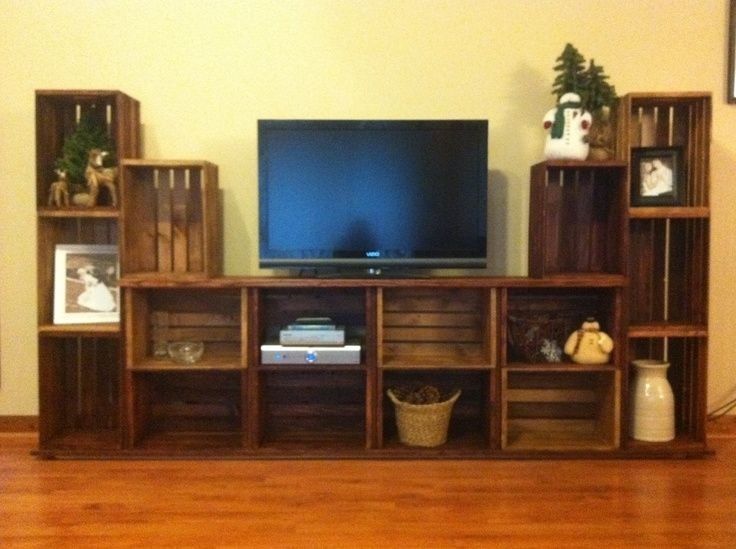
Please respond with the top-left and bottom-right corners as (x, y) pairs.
(260, 344), (361, 365)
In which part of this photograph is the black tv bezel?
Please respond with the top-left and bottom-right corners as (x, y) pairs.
(257, 119), (489, 274)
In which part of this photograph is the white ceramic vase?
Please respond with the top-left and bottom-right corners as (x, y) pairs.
(630, 359), (675, 442)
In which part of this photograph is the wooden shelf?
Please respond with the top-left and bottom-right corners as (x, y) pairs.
(628, 322), (708, 338)
(128, 356), (244, 372)
(380, 360), (495, 370)
(37, 207), (119, 218)
(628, 206), (710, 219)
(504, 419), (617, 452)
(39, 323), (120, 337)
(504, 363), (618, 372)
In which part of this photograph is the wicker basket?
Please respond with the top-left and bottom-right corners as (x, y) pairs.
(387, 389), (461, 447)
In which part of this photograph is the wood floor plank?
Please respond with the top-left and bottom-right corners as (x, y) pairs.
(1, 432), (735, 547)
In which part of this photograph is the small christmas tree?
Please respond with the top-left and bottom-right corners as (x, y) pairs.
(552, 43), (588, 100)
(551, 44), (617, 116)
(583, 59), (617, 117)
(55, 114), (116, 190)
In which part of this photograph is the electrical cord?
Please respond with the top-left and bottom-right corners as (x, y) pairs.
(707, 395), (736, 420)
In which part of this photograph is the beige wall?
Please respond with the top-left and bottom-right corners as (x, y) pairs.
(1, 0), (735, 415)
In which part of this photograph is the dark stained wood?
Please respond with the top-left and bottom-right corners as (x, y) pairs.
(528, 162), (627, 278)
(120, 160), (221, 278)
(35, 90), (140, 455)
(619, 92), (711, 452)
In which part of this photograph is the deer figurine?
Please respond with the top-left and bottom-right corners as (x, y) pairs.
(47, 168), (70, 208)
(84, 148), (118, 207)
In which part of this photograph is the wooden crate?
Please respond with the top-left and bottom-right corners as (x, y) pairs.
(125, 288), (244, 371)
(504, 287), (620, 367)
(502, 366), (620, 451)
(378, 287), (495, 368)
(127, 370), (244, 451)
(257, 370), (367, 446)
(378, 369), (492, 450)
(616, 93), (710, 209)
(120, 160), (221, 278)
(528, 161), (627, 278)
(38, 335), (121, 452)
(36, 90), (141, 209)
(628, 217), (708, 326)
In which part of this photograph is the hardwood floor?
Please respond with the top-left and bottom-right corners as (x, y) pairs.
(1, 422), (735, 548)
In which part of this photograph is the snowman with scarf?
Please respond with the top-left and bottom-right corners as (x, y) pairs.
(542, 92), (592, 160)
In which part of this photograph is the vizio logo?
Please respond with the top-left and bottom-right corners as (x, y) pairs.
(365, 251), (381, 258)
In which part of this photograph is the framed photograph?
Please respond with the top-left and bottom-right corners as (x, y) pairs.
(630, 147), (685, 207)
(53, 244), (119, 324)
(730, 0), (736, 103)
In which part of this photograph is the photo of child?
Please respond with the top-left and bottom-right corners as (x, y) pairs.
(54, 245), (119, 324)
(66, 259), (118, 313)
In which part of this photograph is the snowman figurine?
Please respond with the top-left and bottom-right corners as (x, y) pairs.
(543, 92), (592, 160)
(563, 318), (614, 365)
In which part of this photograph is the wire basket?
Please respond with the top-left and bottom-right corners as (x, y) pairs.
(387, 389), (461, 447)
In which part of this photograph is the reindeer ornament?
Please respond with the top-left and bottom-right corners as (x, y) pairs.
(84, 148), (118, 207)
(47, 168), (70, 208)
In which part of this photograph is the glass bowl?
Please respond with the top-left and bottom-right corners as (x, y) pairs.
(167, 341), (204, 365)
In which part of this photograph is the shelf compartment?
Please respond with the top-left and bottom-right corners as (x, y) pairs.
(617, 93), (710, 208)
(125, 288), (245, 370)
(120, 160), (221, 278)
(37, 216), (119, 326)
(256, 370), (367, 447)
(35, 90), (141, 209)
(256, 287), (368, 359)
(379, 287), (495, 368)
(628, 217), (708, 326)
(502, 367), (620, 451)
(504, 287), (620, 366)
(127, 370), (244, 450)
(627, 336), (707, 446)
(528, 161), (627, 278)
(379, 369), (492, 451)
(38, 336), (121, 451)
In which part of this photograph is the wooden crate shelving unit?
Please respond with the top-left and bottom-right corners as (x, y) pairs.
(617, 92), (710, 452)
(34, 91), (711, 460)
(35, 90), (140, 455)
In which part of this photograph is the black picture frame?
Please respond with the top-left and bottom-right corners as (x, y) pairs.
(730, 0), (736, 103)
(630, 147), (685, 207)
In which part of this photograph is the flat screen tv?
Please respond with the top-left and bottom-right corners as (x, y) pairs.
(258, 119), (488, 274)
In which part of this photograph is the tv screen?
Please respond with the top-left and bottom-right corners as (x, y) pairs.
(258, 119), (488, 273)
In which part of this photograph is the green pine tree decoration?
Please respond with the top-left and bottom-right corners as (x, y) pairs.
(551, 43), (617, 116)
(552, 43), (588, 100)
(583, 59), (617, 117)
(55, 114), (116, 190)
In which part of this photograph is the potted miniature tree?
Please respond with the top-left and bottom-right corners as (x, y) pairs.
(55, 114), (116, 206)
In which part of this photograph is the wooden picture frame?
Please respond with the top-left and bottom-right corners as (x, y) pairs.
(730, 0), (736, 103)
(53, 244), (119, 324)
(630, 147), (685, 207)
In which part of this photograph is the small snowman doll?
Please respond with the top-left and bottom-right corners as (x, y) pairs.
(543, 92), (592, 160)
(564, 318), (613, 365)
